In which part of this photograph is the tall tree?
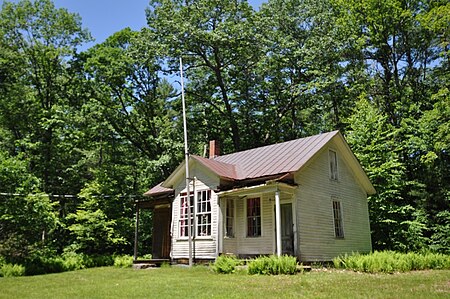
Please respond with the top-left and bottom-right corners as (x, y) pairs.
(0, 0), (91, 194)
(146, 0), (263, 152)
(338, 0), (449, 250)
(256, 0), (363, 140)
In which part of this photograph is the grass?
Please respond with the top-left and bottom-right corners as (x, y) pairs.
(0, 266), (449, 298)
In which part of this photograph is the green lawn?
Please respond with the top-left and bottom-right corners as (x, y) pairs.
(0, 266), (449, 299)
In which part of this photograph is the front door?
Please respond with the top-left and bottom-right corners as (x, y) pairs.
(280, 203), (294, 255)
(152, 205), (172, 259)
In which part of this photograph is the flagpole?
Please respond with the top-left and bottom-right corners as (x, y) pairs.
(180, 57), (193, 267)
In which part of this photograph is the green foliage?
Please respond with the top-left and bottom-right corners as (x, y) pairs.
(430, 211), (450, 254)
(114, 255), (134, 268)
(61, 250), (87, 271)
(0, 263), (26, 277)
(21, 250), (114, 275)
(247, 255), (298, 275)
(211, 255), (240, 274)
(141, 254), (153, 260)
(0, 193), (58, 263)
(333, 251), (450, 273)
(66, 187), (127, 255)
(24, 254), (66, 276)
(83, 255), (115, 268)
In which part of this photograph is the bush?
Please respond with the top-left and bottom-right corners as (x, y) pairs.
(23, 251), (114, 275)
(87, 255), (114, 267)
(114, 255), (134, 268)
(211, 255), (240, 274)
(142, 253), (153, 260)
(0, 263), (26, 277)
(24, 256), (65, 276)
(62, 251), (86, 271)
(248, 255), (298, 275)
(333, 251), (450, 273)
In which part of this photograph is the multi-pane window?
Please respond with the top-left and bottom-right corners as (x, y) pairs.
(179, 192), (194, 237)
(247, 197), (261, 237)
(197, 190), (212, 237)
(332, 200), (344, 238)
(180, 190), (212, 238)
(225, 198), (234, 238)
(329, 150), (338, 180)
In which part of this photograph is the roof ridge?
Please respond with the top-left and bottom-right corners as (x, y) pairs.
(191, 154), (235, 166)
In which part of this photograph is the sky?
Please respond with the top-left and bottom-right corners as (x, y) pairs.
(1, 0), (266, 49)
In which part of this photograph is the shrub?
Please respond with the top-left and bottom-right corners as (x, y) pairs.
(248, 255), (298, 275)
(333, 251), (450, 273)
(24, 256), (65, 275)
(80, 254), (114, 268)
(114, 255), (134, 268)
(0, 263), (26, 277)
(89, 255), (114, 267)
(142, 253), (152, 260)
(211, 255), (239, 274)
(62, 251), (86, 271)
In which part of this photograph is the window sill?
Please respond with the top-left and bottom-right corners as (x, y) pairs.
(176, 237), (213, 241)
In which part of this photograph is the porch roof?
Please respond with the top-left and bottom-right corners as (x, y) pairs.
(143, 182), (174, 197)
(217, 181), (296, 198)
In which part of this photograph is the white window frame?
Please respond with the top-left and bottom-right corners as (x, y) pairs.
(225, 198), (235, 238)
(332, 199), (344, 238)
(196, 190), (212, 237)
(246, 197), (262, 238)
(329, 149), (338, 181)
(179, 192), (194, 238)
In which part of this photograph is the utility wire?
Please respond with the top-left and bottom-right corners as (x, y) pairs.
(0, 192), (143, 199)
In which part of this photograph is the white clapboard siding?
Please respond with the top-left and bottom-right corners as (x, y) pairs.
(222, 194), (275, 256)
(295, 139), (372, 261)
(171, 162), (220, 259)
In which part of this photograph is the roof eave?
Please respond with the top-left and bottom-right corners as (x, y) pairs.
(143, 190), (174, 197)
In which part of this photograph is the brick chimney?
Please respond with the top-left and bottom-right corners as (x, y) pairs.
(209, 140), (220, 159)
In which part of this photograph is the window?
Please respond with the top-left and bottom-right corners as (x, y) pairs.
(180, 190), (212, 238)
(332, 200), (344, 238)
(247, 197), (261, 237)
(225, 198), (234, 238)
(197, 190), (212, 236)
(329, 150), (338, 180)
(179, 192), (194, 237)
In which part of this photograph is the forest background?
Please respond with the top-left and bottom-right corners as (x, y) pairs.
(0, 0), (449, 269)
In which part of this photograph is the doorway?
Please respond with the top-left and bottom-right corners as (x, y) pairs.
(281, 203), (294, 255)
(152, 205), (171, 259)
(275, 203), (294, 255)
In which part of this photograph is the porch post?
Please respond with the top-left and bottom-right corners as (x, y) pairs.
(134, 204), (140, 261)
(275, 189), (281, 257)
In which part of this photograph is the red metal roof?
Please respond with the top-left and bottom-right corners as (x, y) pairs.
(143, 182), (173, 197)
(213, 131), (339, 180)
(191, 155), (238, 180)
